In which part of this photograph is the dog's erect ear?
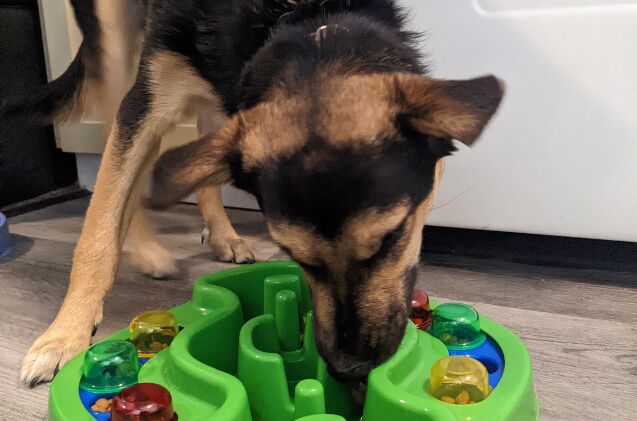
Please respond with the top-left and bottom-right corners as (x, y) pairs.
(148, 117), (241, 209)
(394, 73), (505, 145)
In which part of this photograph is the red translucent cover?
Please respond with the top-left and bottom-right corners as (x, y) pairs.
(112, 383), (177, 421)
(410, 289), (432, 331)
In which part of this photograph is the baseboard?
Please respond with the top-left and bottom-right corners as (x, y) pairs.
(1, 185), (90, 217)
(422, 226), (637, 272)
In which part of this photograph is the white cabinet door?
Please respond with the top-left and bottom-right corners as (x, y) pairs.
(401, 0), (637, 242)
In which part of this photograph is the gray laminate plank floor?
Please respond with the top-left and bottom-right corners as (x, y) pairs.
(0, 197), (634, 420)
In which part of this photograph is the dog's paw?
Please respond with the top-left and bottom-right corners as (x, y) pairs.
(20, 331), (91, 387)
(203, 228), (256, 264)
(130, 243), (178, 279)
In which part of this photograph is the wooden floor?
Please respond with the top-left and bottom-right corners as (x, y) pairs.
(0, 198), (635, 420)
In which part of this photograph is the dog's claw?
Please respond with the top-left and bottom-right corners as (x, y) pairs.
(207, 235), (256, 264)
(201, 227), (210, 244)
(20, 331), (91, 387)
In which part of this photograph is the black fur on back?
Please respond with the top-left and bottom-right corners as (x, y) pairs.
(238, 10), (424, 109)
(240, 0), (424, 111)
(143, 0), (421, 113)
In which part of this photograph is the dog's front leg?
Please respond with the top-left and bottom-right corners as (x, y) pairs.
(19, 122), (159, 386)
(197, 186), (256, 263)
(20, 50), (216, 386)
(196, 108), (256, 264)
(127, 206), (178, 279)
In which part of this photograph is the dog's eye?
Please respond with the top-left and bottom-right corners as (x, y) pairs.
(363, 221), (406, 266)
(298, 261), (329, 280)
(279, 245), (329, 279)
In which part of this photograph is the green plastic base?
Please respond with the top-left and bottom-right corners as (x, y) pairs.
(49, 261), (539, 421)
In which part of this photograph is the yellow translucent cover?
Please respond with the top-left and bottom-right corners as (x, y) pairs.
(429, 356), (490, 404)
(129, 310), (178, 358)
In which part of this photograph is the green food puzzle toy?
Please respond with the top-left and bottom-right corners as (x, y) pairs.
(49, 261), (539, 420)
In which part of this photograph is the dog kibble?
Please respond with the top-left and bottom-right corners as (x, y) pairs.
(456, 390), (470, 404)
(91, 398), (111, 412)
(439, 333), (457, 344)
(129, 311), (178, 358)
(440, 396), (456, 404)
(150, 340), (164, 351)
(430, 357), (491, 404)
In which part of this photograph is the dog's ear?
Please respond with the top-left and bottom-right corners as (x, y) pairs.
(394, 73), (505, 145)
(148, 117), (241, 209)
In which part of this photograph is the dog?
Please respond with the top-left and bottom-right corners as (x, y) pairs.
(2, 0), (256, 270)
(14, 0), (504, 387)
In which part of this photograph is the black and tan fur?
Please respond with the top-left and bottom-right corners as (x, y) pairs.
(2, 0), (256, 272)
(18, 0), (504, 387)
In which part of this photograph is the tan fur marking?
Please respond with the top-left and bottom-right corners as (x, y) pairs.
(341, 201), (410, 261)
(410, 110), (481, 143)
(238, 93), (310, 170)
(355, 161), (443, 337)
(126, 207), (177, 279)
(317, 74), (400, 148)
(394, 73), (504, 144)
(394, 73), (476, 140)
(311, 282), (336, 338)
(268, 222), (332, 267)
(151, 120), (237, 207)
(268, 200), (411, 274)
(93, 0), (145, 122)
(237, 73), (400, 169)
(146, 52), (222, 130)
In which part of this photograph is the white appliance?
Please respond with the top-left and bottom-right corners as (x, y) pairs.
(396, 0), (637, 242)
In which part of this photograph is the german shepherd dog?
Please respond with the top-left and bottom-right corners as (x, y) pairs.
(11, 0), (503, 387)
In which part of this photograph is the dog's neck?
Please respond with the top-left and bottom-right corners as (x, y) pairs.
(236, 0), (424, 109)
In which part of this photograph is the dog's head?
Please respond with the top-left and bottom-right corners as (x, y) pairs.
(150, 71), (504, 382)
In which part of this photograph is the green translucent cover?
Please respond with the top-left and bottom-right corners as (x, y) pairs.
(79, 339), (139, 394)
(430, 303), (486, 350)
(50, 261), (538, 421)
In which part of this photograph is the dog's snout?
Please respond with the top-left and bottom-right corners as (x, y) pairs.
(312, 287), (409, 384)
(325, 354), (373, 383)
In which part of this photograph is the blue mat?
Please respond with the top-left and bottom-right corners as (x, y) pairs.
(0, 212), (11, 258)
